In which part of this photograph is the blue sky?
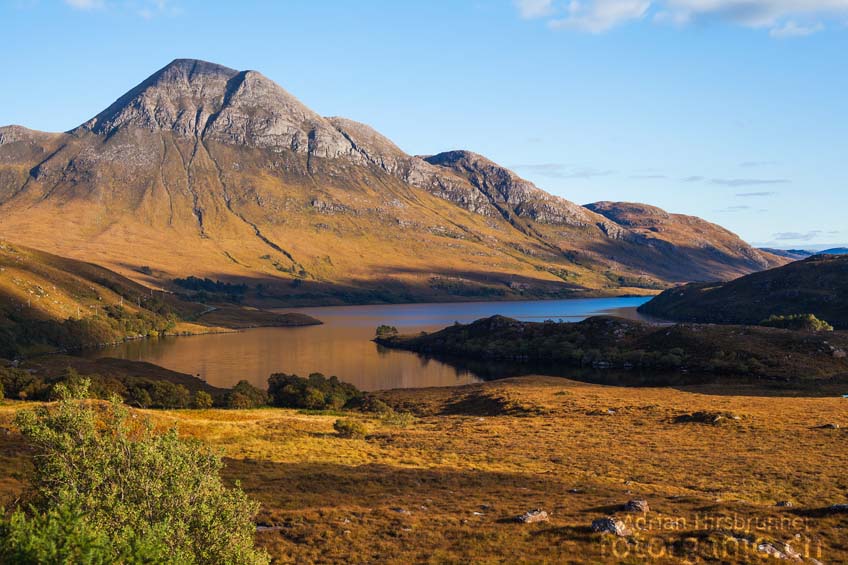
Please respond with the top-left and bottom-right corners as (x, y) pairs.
(2, 0), (846, 248)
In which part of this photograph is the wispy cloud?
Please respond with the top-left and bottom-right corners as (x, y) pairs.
(515, 0), (556, 19)
(739, 160), (777, 168)
(773, 230), (823, 241)
(770, 20), (825, 38)
(512, 163), (616, 179)
(515, 0), (848, 37)
(680, 176), (789, 187)
(716, 205), (752, 212)
(710, 178), (789, 187)
(629, 173), (667, 179)
(736, 191), (777, 197)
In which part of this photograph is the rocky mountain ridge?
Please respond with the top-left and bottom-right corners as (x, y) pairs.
(0, 59), (785, 304)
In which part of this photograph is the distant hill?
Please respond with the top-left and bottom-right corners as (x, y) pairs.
(758, 248), (812, 260)
(0, 59), (785, 305)
(758, 247), (848, 261)
(639, 254), (848, 329)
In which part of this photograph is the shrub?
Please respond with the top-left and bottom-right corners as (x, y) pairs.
(2, 382), (269, 564)
(333, 418), (367, 439)
(381, 410), (416, 428)
(760, 314), (834, 332)
(194, 390), (214, 409)
(346, 394), (393, 414)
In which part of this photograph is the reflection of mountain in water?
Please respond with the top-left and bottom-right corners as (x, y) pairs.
(412, 352), (719, 387)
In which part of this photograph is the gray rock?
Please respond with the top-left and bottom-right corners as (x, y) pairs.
(757, 541), (802, 561)
(623, 499), (650, 513)
(591, 517), (631, 537)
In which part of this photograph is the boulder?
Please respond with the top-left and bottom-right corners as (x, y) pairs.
(623, 499), (650, 513)
(591, 517), (631, 537)
(515, 509), (549, 524)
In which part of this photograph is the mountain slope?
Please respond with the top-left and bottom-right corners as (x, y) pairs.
(0, 241), (318, 357)
(0, 59), (785, 305)
(639, 254), (848, 329)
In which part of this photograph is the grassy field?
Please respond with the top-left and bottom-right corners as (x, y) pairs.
(0, 376), (845, 563)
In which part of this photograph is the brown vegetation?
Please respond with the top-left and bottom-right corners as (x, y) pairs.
(0, 376), (844, 563)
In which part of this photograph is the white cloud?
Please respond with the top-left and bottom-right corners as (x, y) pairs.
(516, 0), (848, 36)
(64, 0), (104, 9)
(512, 163), (616, 178)
(515, 0), (556, 19)
(550, 0), (651, 32)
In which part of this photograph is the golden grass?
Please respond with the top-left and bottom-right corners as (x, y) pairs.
(0, 377), (846, 563)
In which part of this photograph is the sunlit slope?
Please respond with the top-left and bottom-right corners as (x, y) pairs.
(0, 242), (208, 356)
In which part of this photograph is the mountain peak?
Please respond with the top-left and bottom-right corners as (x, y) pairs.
(77, 58), (364, 159)
(160, 58), (239, 77)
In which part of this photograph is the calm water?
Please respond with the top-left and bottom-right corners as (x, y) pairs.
(87, 297), (652, 391)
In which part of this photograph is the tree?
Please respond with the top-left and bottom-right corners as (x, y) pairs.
(193, 390), (214, 409)
(226, 381), (267, 409)
(0, 382), (269, 564)
(375, 325), (398, 339)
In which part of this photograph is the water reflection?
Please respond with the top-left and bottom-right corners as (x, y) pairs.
(87, 297), (652, 391)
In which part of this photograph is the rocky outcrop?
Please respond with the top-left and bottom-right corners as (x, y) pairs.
(424, 150), (593, 228)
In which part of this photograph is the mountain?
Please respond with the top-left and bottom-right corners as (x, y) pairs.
(639, 254), (848, 329)
(759, 247), (848, 261)
(0, 59), (786, 305)
(759, 248), (812, 260)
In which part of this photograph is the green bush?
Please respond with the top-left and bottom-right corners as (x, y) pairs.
(381, 410), (416, 428)
(267, 373), (360, 410)
(0, 501), (171, 563)
(760, 313), (834, 332)
(1, 382), (269, 564)
(333, 418), (367, 439)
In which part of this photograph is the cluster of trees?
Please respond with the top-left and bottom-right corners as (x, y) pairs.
(760, 313), (834, 332)
(0, 382), (269, 563)
(173, 276), (249, 303)
(0, 366), (377, 414)
(0, 366), (212, 409)
(267, 373), (362, 410)
(0, 301), (178, 359)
